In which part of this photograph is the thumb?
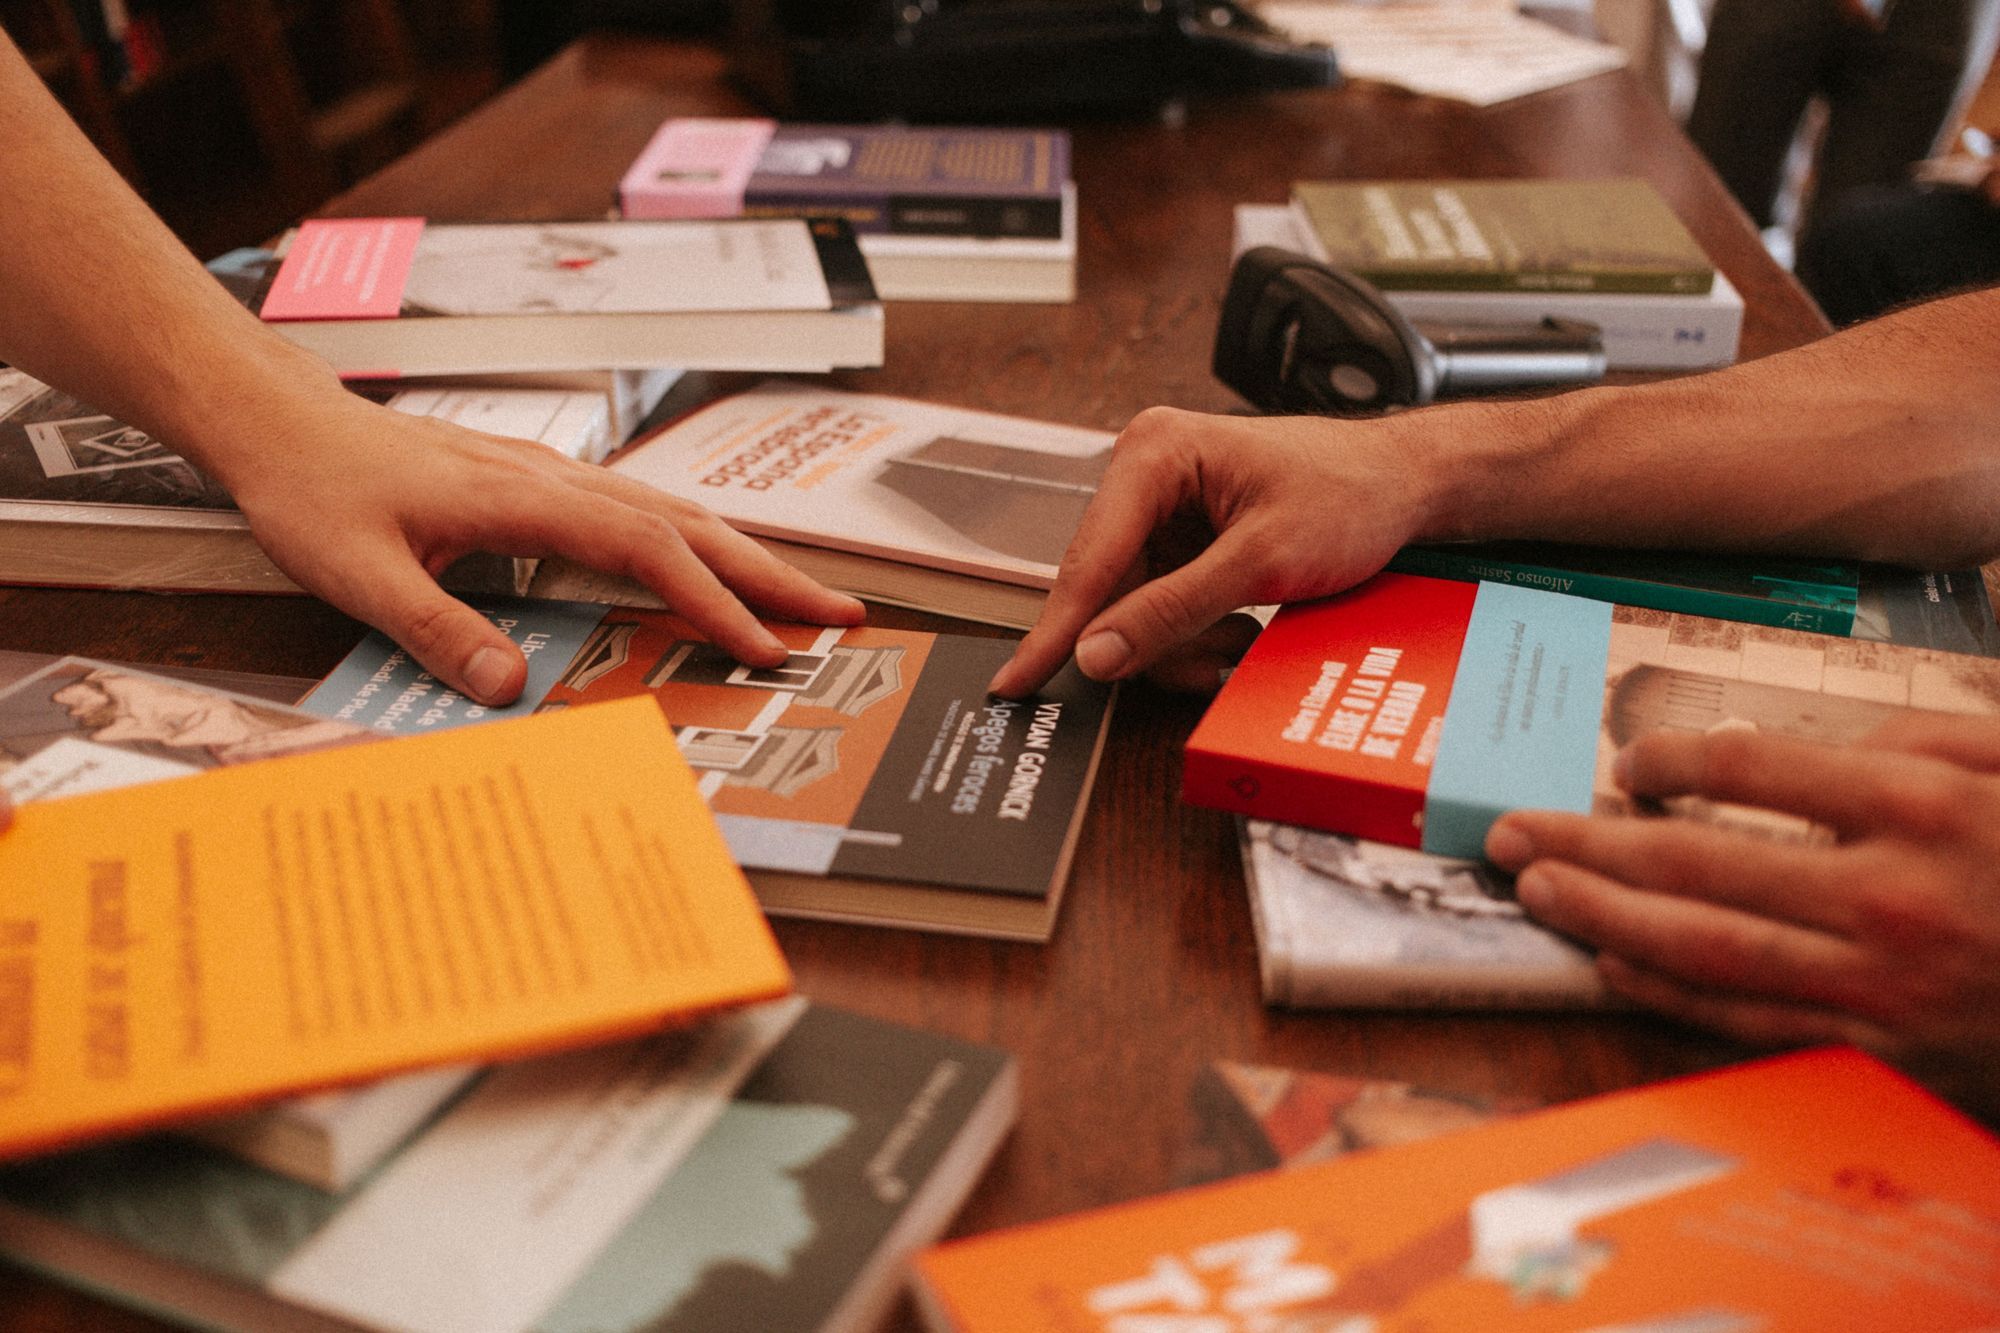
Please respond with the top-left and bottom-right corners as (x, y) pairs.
(330, 551), (529, 706)
(1071, 530), (1268, 683)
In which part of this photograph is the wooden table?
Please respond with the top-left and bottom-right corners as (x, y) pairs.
(0, 35), (1833, 1332)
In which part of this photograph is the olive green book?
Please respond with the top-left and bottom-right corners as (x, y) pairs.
(1290, 178), (1715, 295)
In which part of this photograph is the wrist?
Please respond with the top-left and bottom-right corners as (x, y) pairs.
(157, 339), (352, 490)
(1409, 386), (1604, 545)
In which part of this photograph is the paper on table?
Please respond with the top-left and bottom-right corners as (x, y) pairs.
(1257, 3), (1628, 106)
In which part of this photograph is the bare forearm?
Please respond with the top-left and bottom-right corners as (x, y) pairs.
(0, 30), (342, 488)
(1414, 286), (2000, 568)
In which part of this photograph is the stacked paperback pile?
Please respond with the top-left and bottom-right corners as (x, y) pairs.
(620, 118), (1076, 303)
(1234, 177), (1745, 370)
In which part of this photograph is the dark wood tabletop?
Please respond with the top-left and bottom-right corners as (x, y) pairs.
(0, 34), (1835, 1333)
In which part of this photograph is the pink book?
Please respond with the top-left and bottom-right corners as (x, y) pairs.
(619, 118), (777, 219)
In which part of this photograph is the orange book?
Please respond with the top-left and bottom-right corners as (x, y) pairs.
(915, 1049), (2000, 1331)
(0, 694), (791, 1161)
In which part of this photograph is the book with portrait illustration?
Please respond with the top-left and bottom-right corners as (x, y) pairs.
(529, 382), (1115, 630)
(0, 998), (1017, 1333)
(252, 217), (883, 376)
(1185, 572), (2000, 857)
(0, 691), (791, 1162)
(0, 366), (612, 595)
(300, 596), (1115, 941)
(915, 1048), (2000, 1331)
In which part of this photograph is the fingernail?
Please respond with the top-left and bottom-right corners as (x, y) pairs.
(466, 646), (513, 703)
(1075, 630), (1132, 680)
(1484, 819), (1532, 869)
(1515, 865), (1551, 909)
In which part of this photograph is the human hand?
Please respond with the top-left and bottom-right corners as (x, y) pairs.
(213, 386), (864, 706)
(989, 407), (1442, 697)
(1484, 715), (2000, 1114)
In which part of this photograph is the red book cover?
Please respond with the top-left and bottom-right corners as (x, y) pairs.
(1184, 574), (1477, 846)
(915, 1048), (2000, 1332)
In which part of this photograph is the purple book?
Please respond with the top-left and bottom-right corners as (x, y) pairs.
(744, 125), (1069, 239)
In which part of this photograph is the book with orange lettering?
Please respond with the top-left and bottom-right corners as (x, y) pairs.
(0, 694), (791, 1162)
(1186, 572), (2000, 857)
(915, 1048), (2000, 1331)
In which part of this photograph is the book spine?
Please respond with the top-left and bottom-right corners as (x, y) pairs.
(1383, 549), (1858, 637)
(1359, 269), (1715, 296)
(1181, 752), (1426, 850)
(744, 194), (1065, 240)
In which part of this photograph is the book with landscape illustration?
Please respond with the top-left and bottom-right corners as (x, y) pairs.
(1186, 571), (2000, 856)
(531, 382), (1114, 629)
(0, 998), (1018, 1333)
(0, 693), (791, 1161)
(253, 217), (883, 376)
(0, 366), (611, 595)
(1290, 178), (1715, 294)
(915, 1048), (2000, 1331)
(301, 596), (1116, 940)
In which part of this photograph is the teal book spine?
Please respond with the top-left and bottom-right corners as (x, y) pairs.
(1384, 546), (1860, 637)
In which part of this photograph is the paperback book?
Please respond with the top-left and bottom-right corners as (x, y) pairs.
(1233, 201), (1740, 370)
(0, 694), (791, 1160)
(253, 216), (883, 376)
(915, 1048), (2000, 1331)
(530, 381), (1114, 629)
(1185, 572), (2000, 855)
(301, 596), (1116, 940)
(0, 367), (610, 595)
(0, 998), (1019, 1333)
(1291, 178), (1716, 294)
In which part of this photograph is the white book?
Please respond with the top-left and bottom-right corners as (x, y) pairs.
(1239, 817), (1607, 1010)
(351, 367), (683, 453)
(860, 184), (1077, 303)
(1232, 203), (1743, 370)
(532, 382), (1113, 628)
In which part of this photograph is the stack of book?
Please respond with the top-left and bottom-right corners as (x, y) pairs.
(620, 118), (1076, 303)
(1234, 177), (1744, 371)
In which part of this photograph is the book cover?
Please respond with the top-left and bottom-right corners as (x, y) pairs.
(1185, 572), (2000, 856)
(565, 382), (1113, 605)
(300, 596), (1116, 940)
(617, 116), (778, 220)
(253, 218), (882, 376)
(0, 366), (609, 594)
(0, 999), (1018, 1333)
(1291, 178), (1715, 294)
(0, 694), (791, 1160)
(743, 125), (1070, 239)
(915, 1048), (2000, 1331)
(1239, 817), (1605, 1010)
(1385, 541), (1862, 636)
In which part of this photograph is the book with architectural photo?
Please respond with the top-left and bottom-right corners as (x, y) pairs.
(302, 596), (1116, 940)
(0, 367), (611, 595)
(1186, 572), (2000, 857)
(915, 1048), (2000, 1331)
(0, 999), (1018, 1333)
(533, 382), (1113, 629)
(254, 217), (883, 376)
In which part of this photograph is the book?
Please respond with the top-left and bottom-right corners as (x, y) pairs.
(914, 1048), (2000, 1331)
(530, 382), (1113, 630)
(1386, 541), (1864, 636)
(1177, 1059), (1526, 1186)
(253, 217), (884, 377)
(624, 119), (1070, 240)
(0, 693), (792, 1160)
(1290, 178), (1716, 295)
(1183, 572), (2000, 856)
(0, 366), (611, 595)
(0, 998), (1019, 1333)
(620, 121), (1077, 303)
(1239, 816), (1605, 1010)
(300, 596), (1117, 941)
(1233, 201), (1742, 370)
